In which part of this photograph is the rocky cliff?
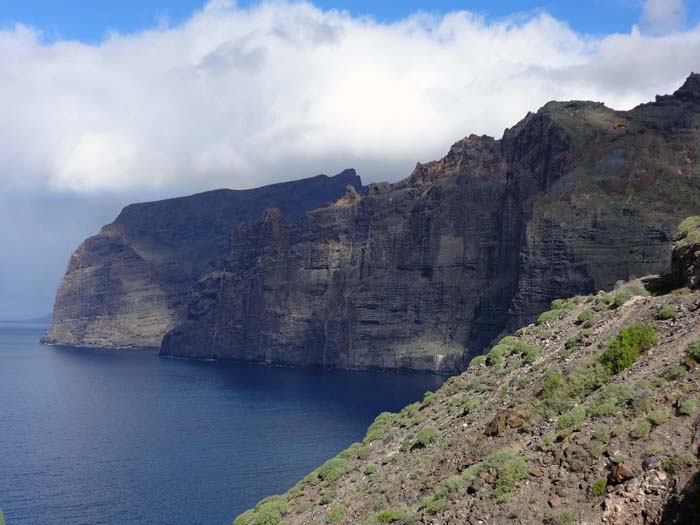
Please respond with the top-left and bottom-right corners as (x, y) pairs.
(233, 229), (700, 525)
(160, 74), (700, 371)
(42, 170), (362, 348)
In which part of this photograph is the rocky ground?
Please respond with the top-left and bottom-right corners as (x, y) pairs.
(234, 221), (700, 525)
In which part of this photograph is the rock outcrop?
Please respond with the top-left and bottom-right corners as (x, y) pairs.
(42, 170), (362, 348)
(672, 217), (700, 290)
(161, 74), (700, 371)
(233, 274), (700, 525)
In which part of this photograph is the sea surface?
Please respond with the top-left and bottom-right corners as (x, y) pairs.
(0, 324), (445, 525)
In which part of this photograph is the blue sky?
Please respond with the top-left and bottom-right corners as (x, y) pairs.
(3, 0), (699, 42)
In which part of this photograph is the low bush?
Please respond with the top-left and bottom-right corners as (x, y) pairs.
(537, 309), (562, 325)
(593, 295), (614, 312)
(664, 365), (688, 381)
(592, 427), (612, 442)
(364, 464), (377, 475)
(613, 290), (634, 308)
(679, 399), (698, 416)
(234, 496), (289, 525)
(658, 304), (678, 320)
(413, 426), (439, 449)
(375, 509), (403, 523)
(687, 341), (700, 364)
(327, 504), (345, 522)
(486, 344), (509, 366)
(494, 457), (529, 502)
(317, 458), (351, 483)
(644, 442), (666, 456)
(319, 489), (335, 505)
(469, 355), (486, 367)
(537, 329), (553, 340)
(599, 323), (658, 374)
(364, 412), (397, 443)
(630, 420), (652, 439)
(588, 478), (607, 497)
(577, 309), (595, 325)
(664, 453), (698, 475)
(514, 340), (539, 364)
(557, 405), (586, 430)
(646, 410), (669, 426)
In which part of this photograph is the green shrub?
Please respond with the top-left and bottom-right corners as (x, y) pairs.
(296, 501), (312, 514)
(494, 457), (529, 502)
(679, 399), (698, 416)
(318, 458), (351, 483)
(687, 341), (700, 364)
(588, 478), (607, 497)
(599, 323), (658, 374)
(658, 305), (678, 320)
(537, 329), (553, 340)
(537, 309), (562, 325)
(364, 412), (396, 443)
(567, 359), (610, 398)
(612, 290), (634, 308)
(514, 340), (539, 364)
(664, 365), (688, 381)
(577, 309), (595, 325)
(326, 504), (345, 522)
(664, 453), (698, 475)
(630, 420), (652, 439)
(594, 295), (613, 312)
(486, 344), (509, 366)
(539, 372), (564, 400)
(546, 510), (576, 525)
(498, 336), (517, 346)
(375, 509), (403, 523)
(645, 443), (666, 456)
(234, 496), (289, 525)
(413, 426), (439, 449)
(557, 405), (586, 430)
(364, 464), (377, 475)
(469, 355), (486, 367)
(319, 489), (336, 505)
(565, 333), (584, 350)
(646, 410), (669, 426)
(592, 427), (612, 442)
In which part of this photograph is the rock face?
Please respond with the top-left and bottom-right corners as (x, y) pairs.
(42, 170), (363, 348)
(160, 74), (700, 371)
(672, 217), (700, 289)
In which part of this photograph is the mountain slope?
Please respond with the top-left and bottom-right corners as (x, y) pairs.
(42, 170), (362, 348)
(161, 74), (700, 371)
(233, 220), (700, 525)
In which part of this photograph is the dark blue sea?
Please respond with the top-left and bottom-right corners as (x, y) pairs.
(0, 324), (444, 525)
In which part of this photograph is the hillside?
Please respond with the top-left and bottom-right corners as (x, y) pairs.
(161, 74), (700, 371)
(42, 170), (362, 348)
(233, 219), (700, 525)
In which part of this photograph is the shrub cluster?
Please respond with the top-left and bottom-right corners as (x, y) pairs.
(658, 304), (678, 320)
(234, 495), (289, 525)
(599, 323), (658, 375)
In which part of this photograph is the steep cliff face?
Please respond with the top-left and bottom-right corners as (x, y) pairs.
(42, 170), (363, 348)
(161, 75), (700, 371)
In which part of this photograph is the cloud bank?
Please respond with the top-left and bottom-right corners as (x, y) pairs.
(1, 0), (700, 195)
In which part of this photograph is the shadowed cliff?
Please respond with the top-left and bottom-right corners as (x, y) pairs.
(42, 170), (362, 348)
(160, 74), (700, 372)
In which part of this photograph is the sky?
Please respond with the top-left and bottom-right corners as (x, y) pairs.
(1, 0), (700, 319)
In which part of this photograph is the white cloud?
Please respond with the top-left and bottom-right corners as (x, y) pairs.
(641, 0), (686, 34)
(1, 0), (700, 193)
